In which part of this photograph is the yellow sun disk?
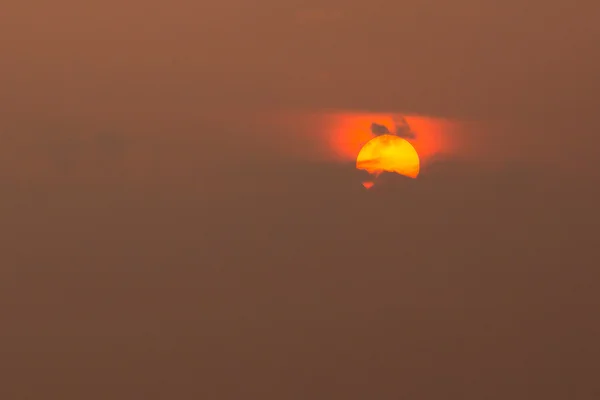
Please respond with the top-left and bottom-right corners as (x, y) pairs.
(356, 135), (420, 179)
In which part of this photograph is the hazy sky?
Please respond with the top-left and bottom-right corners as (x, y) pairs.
(3, 0), (600, 170)
(2, 1), (600, 398)
(3, 0), (599, 116)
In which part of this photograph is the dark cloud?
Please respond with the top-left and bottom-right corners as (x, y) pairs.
(370, 116), (417, 139)
(370, 122), (390, 135)
(393, 115), (417, 139)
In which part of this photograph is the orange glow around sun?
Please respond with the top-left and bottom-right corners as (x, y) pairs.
(356, 134), (420, 179)
(260, 110), (460, 177)
(324, 112), (456, 164)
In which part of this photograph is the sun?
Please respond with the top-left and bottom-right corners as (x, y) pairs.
(356, 135), (420, 184)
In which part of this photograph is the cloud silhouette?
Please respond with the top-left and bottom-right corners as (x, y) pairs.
(370, 116), (416, 139)
(393, 115), (416, 139)
(370, 122), (390, 135)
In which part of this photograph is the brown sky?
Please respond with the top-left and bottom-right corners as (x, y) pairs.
(3, 0), (600, 167)
(1, 0), (600, 398)
(3, 0), (599, 115)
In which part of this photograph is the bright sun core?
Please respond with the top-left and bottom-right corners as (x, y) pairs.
(356, 135), (420, 184)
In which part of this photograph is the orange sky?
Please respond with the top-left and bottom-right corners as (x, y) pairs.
(265, 110), (463, 167)
(323, 112), (459, 163)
